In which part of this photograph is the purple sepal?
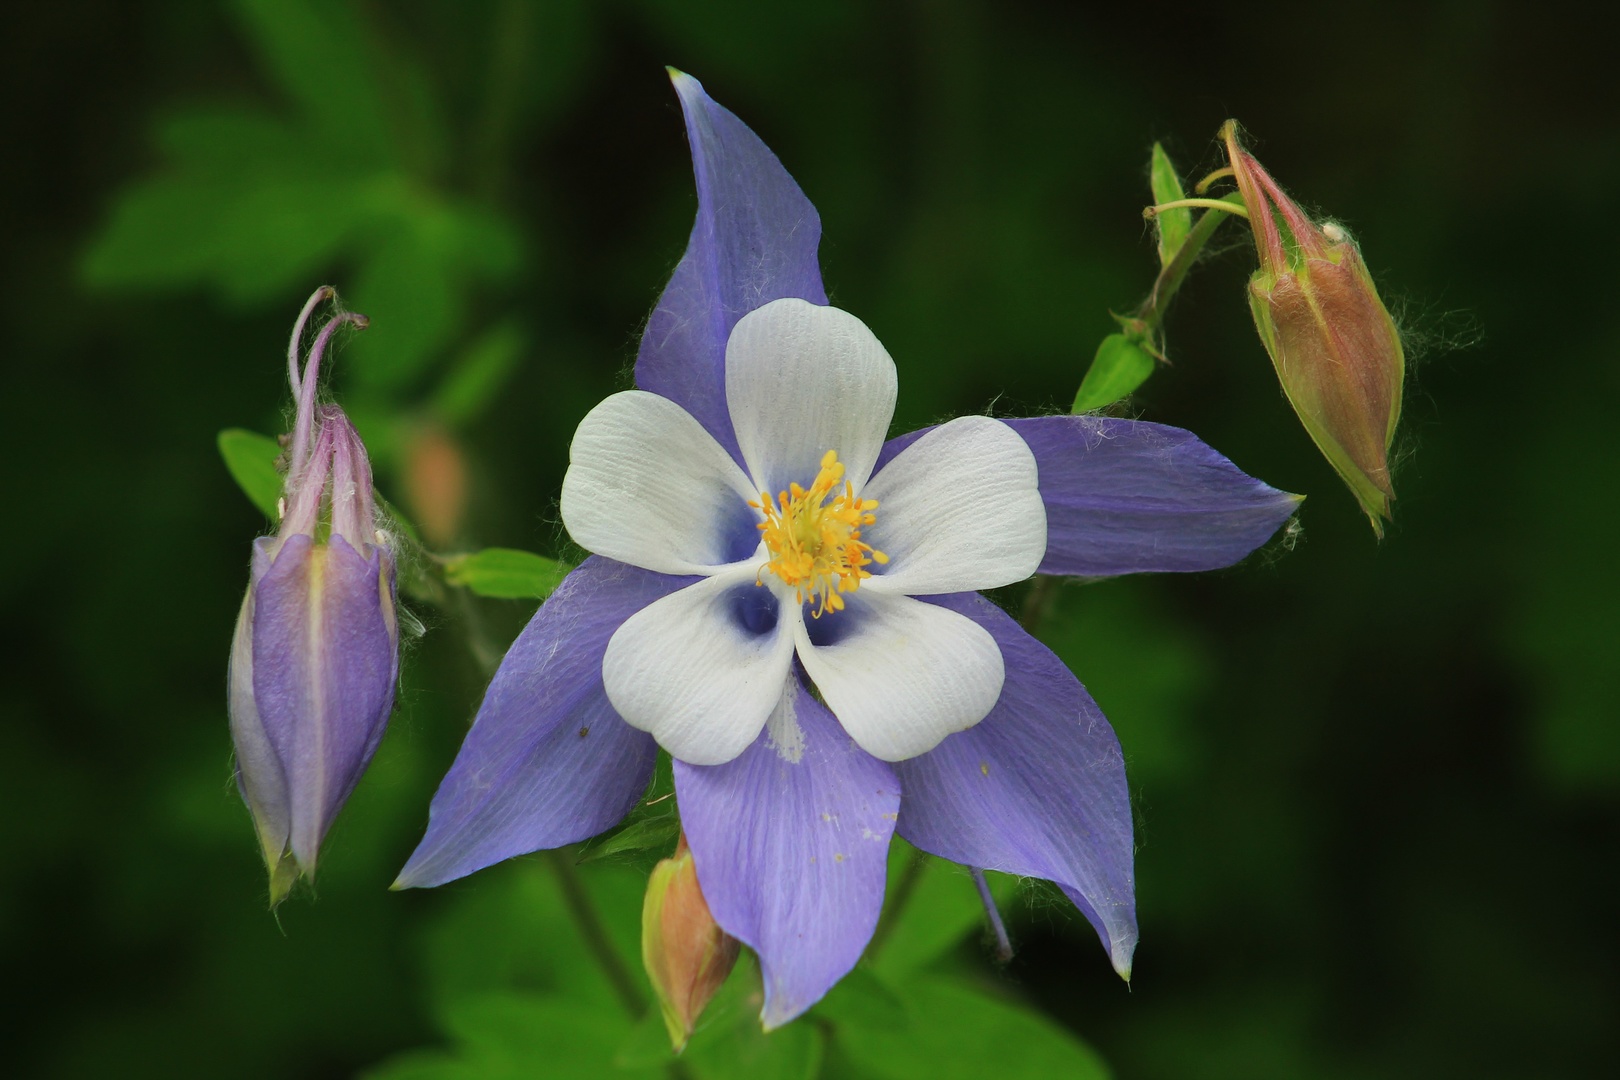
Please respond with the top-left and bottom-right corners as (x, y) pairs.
(1005, 415), (1300, 577)
(250, 531), (398, 873)
(675, 678), (898, 1029)
(875, 416), (1299, 578)
(635, 71), (828, 461)
(395, 557), (683, 889)
(895, 592), (1137, 979)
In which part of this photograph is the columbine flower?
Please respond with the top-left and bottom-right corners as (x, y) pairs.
(1223, 121), (1405, 535)
(396, 72), (1299, 1027)
(229, 289), (399, 905)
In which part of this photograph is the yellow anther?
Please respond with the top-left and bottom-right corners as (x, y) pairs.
(750, 450), (885, 618)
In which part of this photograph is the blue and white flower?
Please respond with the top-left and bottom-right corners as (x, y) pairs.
(396, 72), (1299, 1028)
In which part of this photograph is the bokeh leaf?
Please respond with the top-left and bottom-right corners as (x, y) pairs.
(434, 322), (525, 427)
(232, 0), (394, 165)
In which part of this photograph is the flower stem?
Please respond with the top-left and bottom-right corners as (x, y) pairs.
(545, 849), (647, 1019)
(1143, 196), (1249, 220)
(1136, 191), (1247, 340)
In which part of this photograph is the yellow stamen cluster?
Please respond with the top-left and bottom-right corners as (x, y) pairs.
(751, 450), (887, 618)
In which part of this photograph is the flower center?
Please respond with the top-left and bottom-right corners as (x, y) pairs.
(751, 450), (887, 618)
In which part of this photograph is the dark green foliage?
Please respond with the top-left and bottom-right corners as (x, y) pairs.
(5, 2), (1619, 1079)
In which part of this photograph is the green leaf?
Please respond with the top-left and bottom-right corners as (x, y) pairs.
(1072, 334), (1157, 413)
(576, 812), (680, 865)
(1150, 142), (1191, 266)
(443, 548), (569, 600)
(837, 977), (1111, 1080)
(217, 428), (283, 519)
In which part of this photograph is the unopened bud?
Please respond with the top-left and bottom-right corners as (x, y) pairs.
(1223, 122), (1405, 535)
(641, 835), (740, 1051)
(228, 290), (399, 906)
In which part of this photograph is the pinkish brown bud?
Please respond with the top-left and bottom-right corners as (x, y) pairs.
(641, 835), (740, 1051)
(1223, 122), (1404, 535)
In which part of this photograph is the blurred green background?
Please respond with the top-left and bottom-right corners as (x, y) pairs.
(3, 1), (1616, 1077)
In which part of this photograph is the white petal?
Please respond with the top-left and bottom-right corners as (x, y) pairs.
(603, 567), (797, 766)
(796, 590), (1004, 762)
(561, 391), (760, 574)
(726, 298), (897, 498)
(860, 415), (1046, 595)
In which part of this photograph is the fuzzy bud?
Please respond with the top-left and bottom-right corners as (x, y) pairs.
(641, 835), (740, 1051)
(228, 290), (399, 905)
(1223, 122), (1405, 535)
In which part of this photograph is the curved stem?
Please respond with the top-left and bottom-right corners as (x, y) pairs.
(546, 849), (647, 1019)
(1144, 196), (1249, 220)
(1137, 192), (1247, 337)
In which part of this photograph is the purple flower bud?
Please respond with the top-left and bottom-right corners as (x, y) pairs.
(1224, 123), (1405, 535)
(228, 289), (399, 905)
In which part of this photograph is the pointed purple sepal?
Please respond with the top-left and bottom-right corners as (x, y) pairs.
(896, 592), (1137, 979)
(635, 70), (828, 461)
(874, 416), (1300, 578)
(1004, 415), (1301, 577)
(675, 679), (898, 1029)
(249, 532), (398, 874)
(395, 558), (684, 889)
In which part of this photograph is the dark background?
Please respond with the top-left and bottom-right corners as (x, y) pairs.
(3, 1), (1616, 1077)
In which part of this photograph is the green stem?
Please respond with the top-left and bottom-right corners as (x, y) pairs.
(1145, 196), (1249, 219)
(546, 849), (647, 1019)
(1137, 191), (1247, 338)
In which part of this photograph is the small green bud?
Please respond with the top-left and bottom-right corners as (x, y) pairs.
(1223, 122), (1404, 535)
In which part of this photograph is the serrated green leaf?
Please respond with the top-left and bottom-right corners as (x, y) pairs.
(434, 321), (525, 427)
(1072, 334), (1157, 413)
(838, 977), (1110, 1080)
(443, 548), (569, 600)
(218, 428), (283, 519)
(1150, 142), (1191, 266)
